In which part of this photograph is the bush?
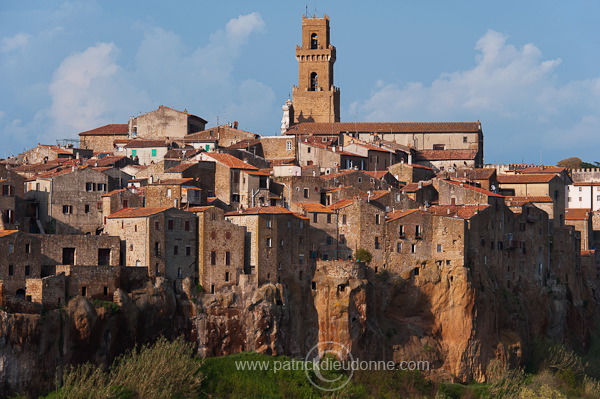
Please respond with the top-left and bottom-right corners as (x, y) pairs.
(49, 337), (202, 399)
(354, 248), (372, 264)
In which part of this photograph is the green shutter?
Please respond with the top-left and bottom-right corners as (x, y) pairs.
(151, 149), (157, 157)
(131, 149), (137, 157)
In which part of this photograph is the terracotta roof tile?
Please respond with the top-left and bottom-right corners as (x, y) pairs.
(364, 171), (388, 179)
(225, 206), (294, 216)
(565, 208), (591, 220)
(101, 188), (127, 197)
(0, 230), (18, 238)
(78, 124), (129, 136)
(85, 155), (128, 167)
(520, 166), (565, 174)
(504, 196), (553, 206)
(497, 174), (557, 184)
(286, 122), (481, 135)
(321, 169), (358, 180)
(427, 204), (489, 219)
(329, 199), (354, 210)
(108, 207), (170, 218)
(386, 209), (420, 222)
(296, 202), (335, 213)
(203, 153), (259, 170)
(152, 178), (194, 185)
(164, 163), (197, 173)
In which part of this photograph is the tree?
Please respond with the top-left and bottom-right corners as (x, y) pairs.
(354, 248), (373, 264)
(556, 157), (582, 169)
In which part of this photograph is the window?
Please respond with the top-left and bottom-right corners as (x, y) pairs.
(85, 182), (94, 192)
(397, 242), (402, 252)
(375, 214), (381, 224)
(1, 184), (13, 196)
(97, 183), (106, 192)
(104, 286), (108, 296)
(155, 221), (160, 230)
(342, 215), (347, 225)
(266, 219), (272, 228)
(339, 234), (346, 244)
(411, 244), (416, 253)
(185, 220), (190, 231)
(62, 248), (75, 265)
(211, 231), (216, 240)
(311, 33), (318, 49)
(375, 236), (380, 249)
(63, 205), (73, 214)
(225, 251), (231, 265)
(8, 264), (14, 276)
(357, 177), (362, 184)
(437, 244), (442, 253)
(131, 149), (137, 157)
(98, 248), (110, 266)
(25, 243), (31, 254)
(415, 225), (421, 238)
(326, 236), (333, 245)
(579, 187), (582, 192)
(82, 287), (87, 297)
(174, 246), (179, 256)
(266, 238), (272, 248)
(168, 220), (174, 230)
(307, 147), (311, 154)
(304, 188), (310, 199)
(151, 149), (157, 157)
(167, 188), (172, 198)
(154, 242), (160, 256)
(85, 204), (90, 214)
(225, 272), (230, 282)
(433, 144), (445, 150)
(299, 254), (305, 265)
(280, 239), (285, 247)
(8, 243), (14, 254)
(178, 268), (182, 278)
(313, 213), (318, 223)
(186, 246), (191, 256)
(24, 265), (30, 276)
(327, 214), (332, 224)
(225, 231), (231, 239)
(210, 251), (216, 265)
(463, 136), (468, 143)
(286, 140), (292, 151)
(123, 200), (129, 208)
(310, 72), (318, 91)
(399, 225), (405, 237)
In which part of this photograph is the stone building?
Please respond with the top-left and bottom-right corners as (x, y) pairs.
(329, 199), (386, 269)
(78, 124), (129, 153)
(564, 208), (593, 250)
(497, 173), (566, 229)
(414, 149), (480, 171)
(201, 152), (260, 209)
(385, 162), (437, 185)
(292, 202), (339, 261)
(0, 231), (42, 300)
(435, 179), (504, 206)
(0, 165), (25, 230)
(290, 15), (340, 124)
(17, 144), (93, 165)
(192, 206), (245, 293)
(129, 105), (207, 140)
(225, 206), (310, 284)
(145, 178), (204, 208)
(25, 166), (111, 234)
(101, 188), (144, 226)
(105, 207), (197, 283)
(183, 124), (259, 148)
(297, 140), (366, 172)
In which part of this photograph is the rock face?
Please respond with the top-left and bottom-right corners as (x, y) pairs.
(1, 262), (598, 397)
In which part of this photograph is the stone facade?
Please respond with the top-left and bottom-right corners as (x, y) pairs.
(0, 231), (42, 300)
(193, 206), (245, 293)
(78, 124), (129, 153)
(183, 125), (259, 148)
(38, 234), (121, 272)
(130, 105), (207, 140)
(105, 207), (197, 283)
(0, 165), (25, 230)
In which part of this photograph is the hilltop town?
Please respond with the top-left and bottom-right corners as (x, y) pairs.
(1, 14), (599, 396)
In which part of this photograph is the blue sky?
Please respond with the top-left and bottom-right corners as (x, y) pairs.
(1, 0), (599, 165)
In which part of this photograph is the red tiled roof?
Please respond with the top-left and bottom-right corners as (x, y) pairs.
(188, 206), (215, 212)
(226, 138), (262, 149)
(347, 142), (394, 153)
(363, 190), (389, 201)
(364, 170), (388, 179)
(581, 250), (596, 256)
(286, 122), (481, 135)
(86, 155), (128, 167)
(415, 150), (478, 161)
(329, 199), (354, 210)
(244, 170), (271, 176)
(0, 230), (18, 238)
(504, 196), (553, 206)
(402, 182), (430, 193)
(565, 208), (591, 220)
(386, 209), (420, 222)
(225, 206), (293, 216)
(572, 182), (600, 187)
(427, 204), (489, 219)
(321, 169), (358, 180)
(101, 188), (127, 197)
(520, 166), (565, 174)
(204, 153), (259, 170)
(445, 180), (504, 198)
(497, 174), (557, 184)
(108, 207), (170, 218)
(164, 163), (197, 173)
(459, 168), (496, 180)
(296, 202), (335, 214)
(78, 124), (129, 136)
(12, 163), (60, 173)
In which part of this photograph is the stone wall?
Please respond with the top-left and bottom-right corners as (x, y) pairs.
(57, 264), (120, 300)
(38, 234), (121, 267)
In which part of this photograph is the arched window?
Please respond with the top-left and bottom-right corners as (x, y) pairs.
(310, 72), (318, 91)
(311, 33), (318, 49)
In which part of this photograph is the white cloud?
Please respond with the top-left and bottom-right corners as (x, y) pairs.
(1, 33), (30, 52)
(47, 42), (145, 140)
(350, 30), (600, 163)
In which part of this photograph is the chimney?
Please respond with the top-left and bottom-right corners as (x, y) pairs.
(233, 121), (239, 129)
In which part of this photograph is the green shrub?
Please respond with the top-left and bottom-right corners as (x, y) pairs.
(354, 248), (372, 264)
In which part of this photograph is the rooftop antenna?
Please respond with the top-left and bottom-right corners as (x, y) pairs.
(313, 2), (318, 17)
(305, 4), (309, 17)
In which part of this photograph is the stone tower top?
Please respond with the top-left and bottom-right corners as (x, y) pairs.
(291, 14), (341, 124)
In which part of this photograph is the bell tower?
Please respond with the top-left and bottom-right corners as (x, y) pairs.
(291, 14), (340, 123)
